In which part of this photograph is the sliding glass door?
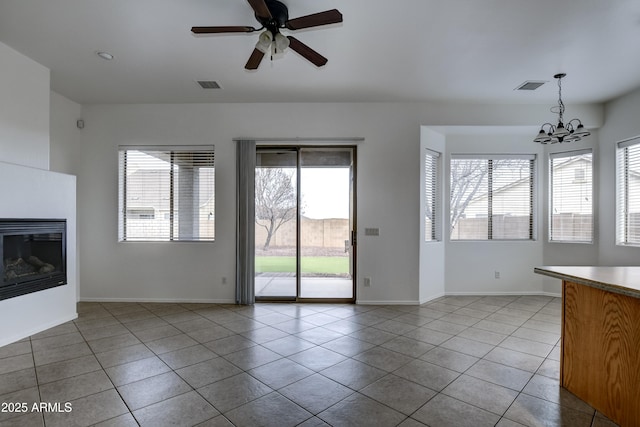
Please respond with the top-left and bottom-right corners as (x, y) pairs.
(255, 146), (356, 302)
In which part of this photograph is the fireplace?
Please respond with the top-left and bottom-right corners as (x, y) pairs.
(1, 219), (67, 301)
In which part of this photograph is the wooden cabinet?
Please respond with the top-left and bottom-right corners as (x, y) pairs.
(536, 267), (640, 427)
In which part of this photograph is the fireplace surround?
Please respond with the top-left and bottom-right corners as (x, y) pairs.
(1, 219), (67, 301)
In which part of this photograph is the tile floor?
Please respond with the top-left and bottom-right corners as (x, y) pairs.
(0, 295), (620, 427)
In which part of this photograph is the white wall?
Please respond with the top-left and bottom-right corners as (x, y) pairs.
(442, 133), (546, 295)
(0, 42), (50, 170)
(0, 43), (78, 346)
(598, 86), (640, 265)
(78, 103), (423, 304)
(541, 134), (600, 294)
(419, 127), (445, 302)
(77, 102), (604, 304)
(50, 91), (82, 176)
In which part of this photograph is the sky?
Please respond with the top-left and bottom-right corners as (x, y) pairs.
(301, 168), (350, 219)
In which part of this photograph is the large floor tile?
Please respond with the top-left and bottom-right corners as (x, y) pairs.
(420, 346), (479, 373)
(158, 344), (218, 370)
(503, 393), (594, 427)
(105, 356), (171, 386)
(393, 359), (459, 392)
(0, 367), (37, 396)
(133, 390), (219, 427)
(198, 372), (273, 413)
(287, 346), (347, 371)
(117, 371), (192, 410)
(0, 296), (604, 427)
(442, 374), (518, 415)
(248, 358), (313, 389)
(43, 389), (129, 427)
(320, 358), (387, 390)
(279, 373), (354, 415)
(176, 357), (243, 388)
(318, 393), (407, 427)
(360, 374), (437, 415)
(465, 359), (532, 391)
(412, 393), (500, 427)
(224, 392), (312, 427)
(39, 369), (114, 403)
(352, 346), (414, 372)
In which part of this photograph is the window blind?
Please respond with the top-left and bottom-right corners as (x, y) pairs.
(617, 137), (640, 245)
(549, 149), (593, 243)
(450, 155), (535, 240)
(425, 149), (440, 241)
(118, 146), (215, 241)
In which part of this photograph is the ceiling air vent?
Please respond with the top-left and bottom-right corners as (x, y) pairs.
(197, 81), (221, 89)
(515, 81), (546, 91)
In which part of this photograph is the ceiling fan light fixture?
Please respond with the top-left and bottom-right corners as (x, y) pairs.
(192, 0), (342, 69)
(274, 32), (290, 52)
(255, 30), (273, 54)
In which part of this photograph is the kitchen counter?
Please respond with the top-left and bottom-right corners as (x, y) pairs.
(535, 266), (640, 427)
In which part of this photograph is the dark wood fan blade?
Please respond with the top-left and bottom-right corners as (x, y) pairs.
(191, 26), (256, 34)
(245, 48), (265, 70)
(286, 9), (342, 30)
(287, 36), (328, 67)
(247, 0), (272, 19)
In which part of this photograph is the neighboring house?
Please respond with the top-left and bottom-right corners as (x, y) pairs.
(124, 168), (215, 240)
(455, 156), (594, 240)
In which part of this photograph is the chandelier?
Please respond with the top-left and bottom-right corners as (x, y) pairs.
(534, 73), (590, 144)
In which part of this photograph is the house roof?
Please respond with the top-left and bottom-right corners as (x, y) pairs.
(1, 0), (639, 104)
(126, 169), (214, 211)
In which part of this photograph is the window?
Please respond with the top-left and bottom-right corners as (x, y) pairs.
(617, 137), (640, 245)
(118, 146), (215, 241)
(450, 154), (535, 240)
(425, 149), (441, 241)
(549, 149), (593, 243)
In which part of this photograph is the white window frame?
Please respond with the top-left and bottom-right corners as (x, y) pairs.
(549, 149), (594, 243)
(616, 136), (640, 246)
(118, 145), (215, 242)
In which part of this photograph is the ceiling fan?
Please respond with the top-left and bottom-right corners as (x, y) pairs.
(192, 0), (342, 70)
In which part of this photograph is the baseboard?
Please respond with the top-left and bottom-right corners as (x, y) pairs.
(0, 312), (78, 347)
(80, 297), (236, 304)
(444, 291), (562, 298)
(356, 300), (421, 306)
(419, 292), (446, 305)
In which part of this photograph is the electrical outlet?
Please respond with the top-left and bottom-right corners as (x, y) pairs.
(364, 277), (371, 287)
(222, 276), (227, 285)
(494, 271), (500, 279)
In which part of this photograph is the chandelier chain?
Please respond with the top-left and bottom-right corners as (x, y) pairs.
(556, 75), (565, 122)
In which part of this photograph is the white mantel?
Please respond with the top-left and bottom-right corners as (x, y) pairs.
(0, 162), (77, 346)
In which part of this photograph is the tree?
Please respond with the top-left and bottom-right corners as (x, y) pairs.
(255, 168), (297, 250)
(450, 159), (489, 232)
(450, 159), (529, 232)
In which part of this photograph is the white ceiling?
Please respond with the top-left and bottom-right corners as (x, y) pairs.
(1, 0), (640, 105)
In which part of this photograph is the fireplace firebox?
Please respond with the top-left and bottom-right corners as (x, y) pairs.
(1, 219), (67, 301)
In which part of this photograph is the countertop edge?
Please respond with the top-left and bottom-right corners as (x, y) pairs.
(534, 267), (640, 299)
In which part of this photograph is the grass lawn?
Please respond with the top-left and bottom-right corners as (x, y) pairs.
(256, 256), (349, 274)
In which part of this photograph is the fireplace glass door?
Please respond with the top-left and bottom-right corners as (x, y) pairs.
(1, 219), (67, 300)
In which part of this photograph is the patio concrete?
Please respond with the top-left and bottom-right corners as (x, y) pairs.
(255, 274), (353, 299)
